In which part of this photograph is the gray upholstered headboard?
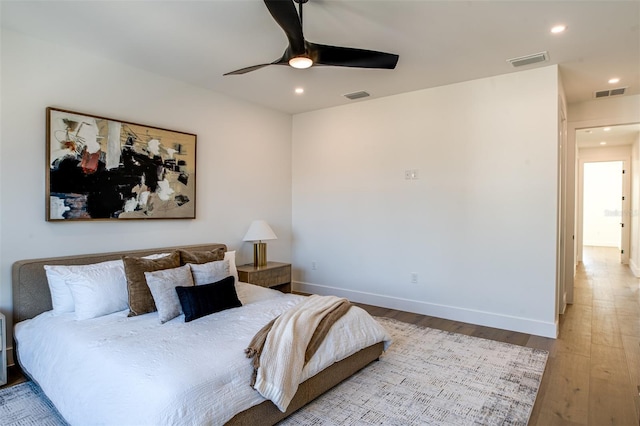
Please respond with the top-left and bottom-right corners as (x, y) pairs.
(12, 243), (227, 324)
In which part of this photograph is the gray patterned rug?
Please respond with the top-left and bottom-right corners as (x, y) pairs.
(0, 317), (547, 426)
(0, 381), (67, 426)
(281, 317), (548, 425)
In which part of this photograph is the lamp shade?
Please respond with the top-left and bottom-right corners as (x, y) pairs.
(243, 220), (277, 242)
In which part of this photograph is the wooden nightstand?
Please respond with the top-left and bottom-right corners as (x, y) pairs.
(237, 262), (292, 293)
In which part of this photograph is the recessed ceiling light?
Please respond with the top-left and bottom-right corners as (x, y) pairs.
(295, 87), (304, 94)
(600, 141), (607, 145)
(604, 127), (611, 131)
(608, 78), (620, 84)
(551, 25), (567, 34)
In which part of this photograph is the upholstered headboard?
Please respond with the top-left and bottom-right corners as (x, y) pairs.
(11, 243), (227, 324)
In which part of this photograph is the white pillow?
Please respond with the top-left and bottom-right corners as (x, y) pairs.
(44, 260), (122, 315)
(144, 265), (194, 324)
(44, 265), (76, 314)
(43, 253), (170, 315)
(64, 261), (129, 320)
(189, 259), (230, 285)
(224, 251), (239, 283)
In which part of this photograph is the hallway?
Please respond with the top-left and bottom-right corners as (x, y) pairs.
(533, 246), (640, 425)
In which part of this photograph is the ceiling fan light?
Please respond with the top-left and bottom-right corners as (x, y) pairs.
(289, 56), (313, 69)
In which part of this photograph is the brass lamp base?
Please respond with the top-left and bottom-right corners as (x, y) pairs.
(253, 242), (267, 267)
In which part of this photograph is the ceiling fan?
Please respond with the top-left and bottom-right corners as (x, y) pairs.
(224, 0), (399, 76)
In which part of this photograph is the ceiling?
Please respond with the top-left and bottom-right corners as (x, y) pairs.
(1, 1), (639, 115)
(576, 123), (640, 148)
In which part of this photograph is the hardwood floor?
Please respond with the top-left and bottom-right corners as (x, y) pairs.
(2, 364), (27, 389)
(356, 246), (640, 426)
(2, 246), (638, 425)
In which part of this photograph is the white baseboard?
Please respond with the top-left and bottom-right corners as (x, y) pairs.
(630, 259), (640, 278)
(294, 281), (558, 338)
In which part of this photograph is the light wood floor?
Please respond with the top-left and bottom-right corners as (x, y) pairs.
(356, 246), (640, 426)
(3, 246), (639, 425)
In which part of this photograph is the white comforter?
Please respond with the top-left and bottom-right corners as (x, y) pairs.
(15, 283), (390, 425)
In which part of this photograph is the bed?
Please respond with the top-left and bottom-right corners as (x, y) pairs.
(12, 243), (389, 425)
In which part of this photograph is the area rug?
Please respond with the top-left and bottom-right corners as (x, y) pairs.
(0, 317), (547, 426)
(280, 317), (548, 425)
(0, 381), (67, 426)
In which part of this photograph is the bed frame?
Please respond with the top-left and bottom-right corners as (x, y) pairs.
(12, 243), (383, 426)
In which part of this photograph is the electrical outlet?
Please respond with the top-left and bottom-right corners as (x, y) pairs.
(405, 170), (419, 180)
(312, 261), (317, 271)
(411, 272), (418, 283)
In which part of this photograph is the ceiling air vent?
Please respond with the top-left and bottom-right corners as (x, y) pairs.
(506, 51), (549, 68)
(594, 87), (627, 98)
(344, 91), (370, 100)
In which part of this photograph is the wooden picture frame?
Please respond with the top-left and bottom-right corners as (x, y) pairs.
(46, 107), (196, 221)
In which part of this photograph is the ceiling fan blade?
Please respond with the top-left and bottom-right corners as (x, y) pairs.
(223, 63), (274, 76)
(310, 43), (399, 69)
(223, 54), (290, 76)
(264, 0), (305, 55)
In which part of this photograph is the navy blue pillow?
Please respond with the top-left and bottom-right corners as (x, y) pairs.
(175, 276), (242, 322)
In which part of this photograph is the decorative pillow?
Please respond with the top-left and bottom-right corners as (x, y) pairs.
(224, 251), (239, 283)
(44, 260), (122, 315)
(178, 248), (225, 265)
(123, 251), (181, 317)
(65, 261), (128, 320)
(189, 260), (230, 286)
(144, 265), (194, 323)
(175, 276), (242, 322)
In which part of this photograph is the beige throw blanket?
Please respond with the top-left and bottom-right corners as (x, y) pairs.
(245, 295), (351, 412)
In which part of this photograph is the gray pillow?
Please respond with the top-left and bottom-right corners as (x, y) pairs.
(144, 264), (194, 323)
(188, 259), (230, 285)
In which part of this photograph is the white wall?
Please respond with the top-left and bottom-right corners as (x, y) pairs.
(569, 95), (640, 124)
(631, 138), (640, 276)
(0, 29), (293, 359)
(557, 73), (571, 316)
(582, 161), (623, 247)
(292, 66), (560, 337)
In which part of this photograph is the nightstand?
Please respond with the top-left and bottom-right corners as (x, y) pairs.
(0, 312), (6, 386)
(237, 262), (292, 293)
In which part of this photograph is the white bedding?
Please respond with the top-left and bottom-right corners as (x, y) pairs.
(15, 282), (391, 425)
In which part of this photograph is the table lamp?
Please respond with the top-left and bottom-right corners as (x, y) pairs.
(243, 220), (277, 267)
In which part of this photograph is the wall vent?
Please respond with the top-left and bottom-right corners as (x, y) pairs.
(594, 87), (627, 98)
(506, 51), (549, 68)
(344, 91), (370, 100)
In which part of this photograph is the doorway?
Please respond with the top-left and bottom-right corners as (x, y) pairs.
(575, 124), (638, 267)
(567, 122), (640, 305)
(582, 161), (624, 258)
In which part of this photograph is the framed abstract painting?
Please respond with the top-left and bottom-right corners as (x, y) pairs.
(46, 107), (196, 221)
